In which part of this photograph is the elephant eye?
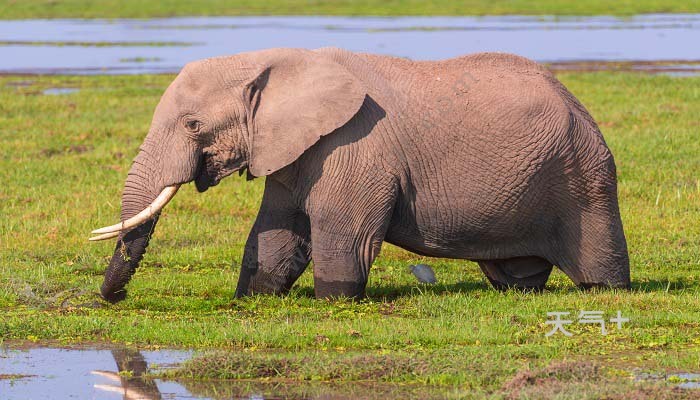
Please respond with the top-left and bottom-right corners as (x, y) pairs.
(185, 119), (201, 132)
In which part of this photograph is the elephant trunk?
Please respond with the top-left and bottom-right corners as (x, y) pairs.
(94, 128), (199, 303)
(99, 154), (167, 303)
(101, 218), (157, 303)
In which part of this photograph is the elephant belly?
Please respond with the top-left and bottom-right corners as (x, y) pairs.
(384, 125), (567, 260)
(384, 184), (555, 261)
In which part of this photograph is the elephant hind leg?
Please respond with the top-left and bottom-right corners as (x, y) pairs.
(556, 208), (631, 290)
(554, 162), (630, 289)
(308, 181), (398, 299)
(478, 256), (553, 291)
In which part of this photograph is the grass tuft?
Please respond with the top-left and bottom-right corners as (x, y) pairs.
(168, 351), (429, 381)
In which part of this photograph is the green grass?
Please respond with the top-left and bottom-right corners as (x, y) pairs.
(1, 0), (699, 18)
(0, 72), (699, 397)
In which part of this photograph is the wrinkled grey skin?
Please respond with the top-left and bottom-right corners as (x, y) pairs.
(100, 47), (630, 303)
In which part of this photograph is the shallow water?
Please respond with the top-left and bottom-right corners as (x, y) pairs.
(42, 87), (80, 95)
(1, 14), (699, 74)
(0, 347), (192, 399)
(0, 346), (452, 399)
(675, 373), (700, 389)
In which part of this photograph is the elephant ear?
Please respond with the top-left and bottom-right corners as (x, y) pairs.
(244, 49), (366, 177)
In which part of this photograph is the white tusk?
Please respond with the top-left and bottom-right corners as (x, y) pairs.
(89, 185), (180, 240)
(88, 231), (121, 242)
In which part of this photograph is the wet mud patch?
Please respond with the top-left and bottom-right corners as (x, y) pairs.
(4, 278), (105, 309)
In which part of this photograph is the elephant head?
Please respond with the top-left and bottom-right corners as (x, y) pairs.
(91, 48), (366, 302)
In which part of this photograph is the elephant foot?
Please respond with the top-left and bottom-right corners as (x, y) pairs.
(579, 281), (631, 290)
(478, 256), (553, 291)
(237, 269), (296, 297)
(314, 279), (366, 299)
(101, 288), (127, 304)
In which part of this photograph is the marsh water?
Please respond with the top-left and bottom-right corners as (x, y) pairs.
(0, 346), (454, 400)
(1, 347), (192, 399)
(1, 14), (700, 75)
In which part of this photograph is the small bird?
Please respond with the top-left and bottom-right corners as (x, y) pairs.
(409, 264), (437, 284)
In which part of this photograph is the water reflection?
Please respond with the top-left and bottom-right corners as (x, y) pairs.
(92, 348), (162, 399)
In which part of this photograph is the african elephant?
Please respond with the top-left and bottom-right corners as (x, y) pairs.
(91, 47), (630, 303)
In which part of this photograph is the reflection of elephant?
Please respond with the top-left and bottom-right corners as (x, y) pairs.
(91, 47), (630, 302)
(92, 348), (162, 399)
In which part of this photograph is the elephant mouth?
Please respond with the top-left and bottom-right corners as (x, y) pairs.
(194, 152), (249, 192)
(194, 154), (217, 193)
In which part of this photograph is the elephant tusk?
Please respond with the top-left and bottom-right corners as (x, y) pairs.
(89, 185), (180, 241)
(88, 231), (121, 242)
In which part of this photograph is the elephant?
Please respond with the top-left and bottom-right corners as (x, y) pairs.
(90, 47), (630, 303)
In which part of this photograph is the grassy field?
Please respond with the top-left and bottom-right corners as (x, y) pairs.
(1, 0), (700, 18)
(0, 72), (698, 397)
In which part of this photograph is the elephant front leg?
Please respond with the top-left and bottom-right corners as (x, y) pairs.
(235, 181), (311, 297)
(308, 187), (397, 299)
(235, 216), (311, 296)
